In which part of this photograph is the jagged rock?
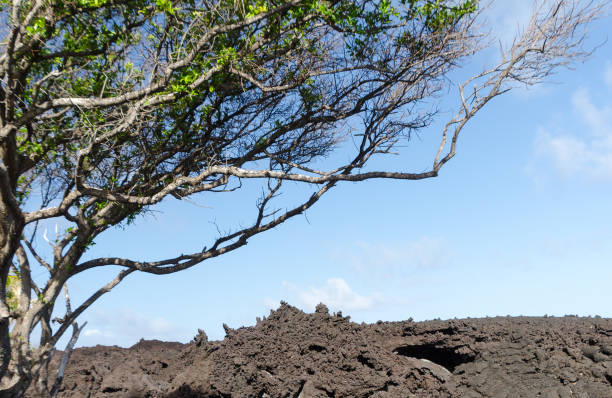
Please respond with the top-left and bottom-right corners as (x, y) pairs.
(28, 305), (612, 398)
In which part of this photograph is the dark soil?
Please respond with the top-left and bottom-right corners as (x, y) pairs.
(29, 303), (612, 397)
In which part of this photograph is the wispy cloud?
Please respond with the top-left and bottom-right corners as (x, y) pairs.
(82, 328), (109, 338)
(572, 88), (612, 137)
(484, 0), (534, 47)
(530, 86), (612, 180)
(334, 236), (451, 279)
(263, 298), (280, 310)
(76, 308), (191, 347)
(281, 278), (379, 313)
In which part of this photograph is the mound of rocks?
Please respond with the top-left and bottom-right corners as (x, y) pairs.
(31, 303), (612, 397)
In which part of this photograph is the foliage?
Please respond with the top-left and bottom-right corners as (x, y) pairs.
(5, 275), (20, 313)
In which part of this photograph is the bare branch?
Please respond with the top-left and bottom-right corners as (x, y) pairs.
(51, 269), (134, 346)
(49, 321), (87, 398)
(21, 239), (52, 273)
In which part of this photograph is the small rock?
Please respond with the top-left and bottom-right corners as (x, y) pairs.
(593, 352), (608, 363)
(559, 367), (578, 383)
(592, 367), (604, 378)
(193, 329), (208, 346)
(535, 349), (548, 362)
(232, 356), (246, 366)
(315, 303), (329, 315)
(582, 346), (599, 361)
(557, 386), (572, 398)
(601, 345), (612, 356)
(564, 347), (581, 361)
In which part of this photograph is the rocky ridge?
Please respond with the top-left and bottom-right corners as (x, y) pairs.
(30, 303), (612, 397)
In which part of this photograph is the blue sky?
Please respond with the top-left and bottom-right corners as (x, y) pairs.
(42, 1), (612, 348)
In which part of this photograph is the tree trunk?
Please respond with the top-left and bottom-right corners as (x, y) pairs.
(0, 129), (27, 388)
(0, 198), (25, 389)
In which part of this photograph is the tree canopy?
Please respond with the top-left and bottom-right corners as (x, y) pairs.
(0, 0), (605, 395)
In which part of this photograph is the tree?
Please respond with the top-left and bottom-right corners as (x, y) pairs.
(0, 0), (606, 395)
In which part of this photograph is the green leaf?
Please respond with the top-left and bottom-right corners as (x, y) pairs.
(156, 0), (175, 15)
(6, 274), (20, 312)
(25, 17), (46, 36)
(78, 0), (108, 7)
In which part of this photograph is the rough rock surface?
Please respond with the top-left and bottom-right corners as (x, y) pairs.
(29, 303), (612, 397)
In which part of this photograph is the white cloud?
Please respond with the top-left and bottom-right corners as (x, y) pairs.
(76, 308), (190, 347)
(82, 329), (106, 337)
(605, 61), (612, 89)
(531, 87), (612, 180)
(263, 298), (280, 310)
(339, 236), (451, 277)
(572, 88), (612, 138)
(282, 278), (377, 312)
(484, 0), (534, 48)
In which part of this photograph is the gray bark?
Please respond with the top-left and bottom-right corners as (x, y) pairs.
(0, 136), (25, 385)
(0, 208), (23, 382)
